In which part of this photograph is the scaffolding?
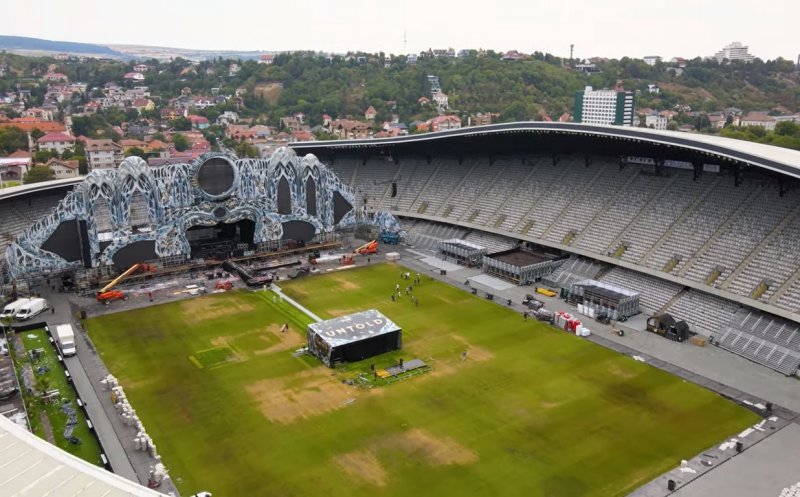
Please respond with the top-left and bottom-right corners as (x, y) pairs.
(568, 279), (640, 320)
(437, 239), (486, 267)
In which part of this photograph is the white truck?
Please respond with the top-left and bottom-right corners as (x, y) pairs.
(1, 298), (30, 319)
(55, 324), (76, 357)
(15, 297), (48, 321)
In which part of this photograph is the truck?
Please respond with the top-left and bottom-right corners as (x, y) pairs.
(15, 298), (48, 321)
(1, 297), (30, 319)
(97, 262), (156, 305)
(55, 324), (76, 357)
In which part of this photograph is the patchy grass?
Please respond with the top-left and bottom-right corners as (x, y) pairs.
(86, 264), (759, 497)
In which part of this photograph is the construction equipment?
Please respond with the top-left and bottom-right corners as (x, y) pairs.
(96, 263), (156, 305)
(353, 240), (379, 255)
(214, 280), (234, 291)
(341, 254), (355, 266)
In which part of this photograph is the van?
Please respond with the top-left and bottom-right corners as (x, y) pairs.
(55, 324), (76, 356)
(15, 298), (48, 321)
(1, 298), (31, 319)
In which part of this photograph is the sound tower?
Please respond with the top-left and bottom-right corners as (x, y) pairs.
(391, 182), (397, 197)
(78, 220), (92, 269)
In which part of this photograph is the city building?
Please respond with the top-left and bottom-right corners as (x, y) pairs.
(645, 114), (668, 130)
(85, 139), (123, 170)
(714, 42), (755, 63)
(740, 111), (777, 130)
(37, 132), (76, 154)
(573, 86), (635, 126)
(642, 56), (661, 66)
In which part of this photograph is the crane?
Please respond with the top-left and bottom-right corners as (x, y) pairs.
(96, 262), (156, 305)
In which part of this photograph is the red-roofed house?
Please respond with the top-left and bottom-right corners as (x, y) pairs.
(43, 72), (68, 82)
(364, 106), (377, 120)
(188, 115), (210, 130)
(259, 54), (275, 65)
(322, 114), (332, 126)
(291, 130), (315, 142)
(427, 115), (461, 132)
(418, 96), (430, 106)
(38, 132), (76, 154)
(9, 150), (32, 159)
(131, 98), (154, 113)
(45, 158), (80, 178)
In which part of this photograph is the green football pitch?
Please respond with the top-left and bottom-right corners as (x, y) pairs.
(86, 263), (759, 497)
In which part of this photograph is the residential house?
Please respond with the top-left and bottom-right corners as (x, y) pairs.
(217, 111), (240, 125)
(259, 54), (275, 65)
(120, 139), (151, 153)
(708, 113), (727, 129)
(321, 114), (332, 126)
(191, 96), (215, 110)
(418, 96), (430, 106)
(280, 116), (306, 132)
(85, 139), (123, 170)
(329, 119), (372, 139)
(432, 91), (449, 109)
(647, 84), (660, 94)
(406, 53), (418, 65)
(131, 98), (155, 113)
(501, 50), (524, 61)
(364, 106), (377, 120)
(427, 115), (461, 132)
(123, 72), (145, 81)
(229, 63), (240, 77)
(38, 132), (76, 154)
(226, 125), (258, 141)
(470, 112), (500, 126)
(291, 130), (315, 142)
(45, 158), (80, 178)
(642, 56), (661, 66)
(740, 111), (777, 130)
(133, 64), (150, 73)
(0, 155), (32, 182)
(188, 115), (210, 130)
(645, 114), (668, 130)
(43, 72), (68, 83)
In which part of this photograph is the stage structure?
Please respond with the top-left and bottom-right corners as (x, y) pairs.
(437, 239), (486, 267)
(568, 279), (640, 320)
(307, 309), (402, 367)
(482, 248), (559, 285)
(5, 148), (368, 277)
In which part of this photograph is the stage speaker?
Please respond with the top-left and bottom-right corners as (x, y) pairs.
(766, 402), (773, 412)
(440, 269), (447, 275)
(79, 310), (87, 320)
(667, 480), (676, 491)
(486, 293), (494, 301)
(78, 220), (92, 269)
(735, 442), (743, 453)
(391, 182), (397, 197)
(471, 288), (477, 295)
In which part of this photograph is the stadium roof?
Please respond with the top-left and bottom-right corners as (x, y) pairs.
(0, 414), (162, 497)
(0, 177), (81, 201)
(290, 122), (800, 180)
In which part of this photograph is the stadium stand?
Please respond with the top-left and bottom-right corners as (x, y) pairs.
(715, 310), (800, 375)
(542, 255), (606, 288)
(599, 266), (684, 315)
(462, 230), (517, 253)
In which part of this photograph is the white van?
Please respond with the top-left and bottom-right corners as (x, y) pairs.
(55, 324), (76, 357)
(15, 298), (48, 321)
(1, 298), (30, 319)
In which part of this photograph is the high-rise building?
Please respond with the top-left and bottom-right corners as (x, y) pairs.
(573, 86), (635, 126)
(714, 42), (755, 63)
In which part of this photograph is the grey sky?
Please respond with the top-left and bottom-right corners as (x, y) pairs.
(4, 0), (797, 61)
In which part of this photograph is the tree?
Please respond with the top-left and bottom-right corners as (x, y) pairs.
(234, 140), (259, 158)
(124, 147), (146, 158)
(172, 133), (190, 151)
(0, 126), (28, 154)
(171, 117), (192, 131)
(23, 166), (55, 184)
(29, 127), (45, 142)
(33, 150), (57, 164)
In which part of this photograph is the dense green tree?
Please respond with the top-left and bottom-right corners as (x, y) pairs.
(124, 147), (146, 158)
(23, 165), (55, 184)
(172, 133), (190, 152)
(234, 140), (259, 158)
(0, 126), (28, 153)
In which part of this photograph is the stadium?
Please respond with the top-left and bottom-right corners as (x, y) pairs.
(1, 122), (799, 497)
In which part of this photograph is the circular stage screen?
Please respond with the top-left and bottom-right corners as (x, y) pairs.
(197, 157), (235, 196)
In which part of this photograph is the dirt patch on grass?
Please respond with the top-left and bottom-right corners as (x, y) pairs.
(385, 428), (478, 466)
(245, 369), (359, 424)
(253, 324), (304, 355)
(330, 275), (361, 291)
(180, 297), (255, 325)
(334, 450), (387, 487)
(332, 428), (476, 487)
(254, 82), (283, 104)
(450, 335), (494, 362)
(608, 363), (638, 380)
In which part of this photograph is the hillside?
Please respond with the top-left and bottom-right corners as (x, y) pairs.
(0, 36), (122, 58)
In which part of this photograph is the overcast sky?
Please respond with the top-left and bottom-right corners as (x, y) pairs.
(4, 0), (798, 61)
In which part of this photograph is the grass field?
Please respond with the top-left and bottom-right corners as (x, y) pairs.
(86, 264), (760, 496)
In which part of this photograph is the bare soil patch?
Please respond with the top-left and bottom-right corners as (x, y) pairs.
(245, 369), (359, 424)
(333, 450), (388, 487)
(254, 82), (283, 104)
(253, 324), (304, 355)
(450, 335), (494, 362)
(330, 275), (361, 291)
(384, 428), (478, 466)
(180, 297), (255, 325)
